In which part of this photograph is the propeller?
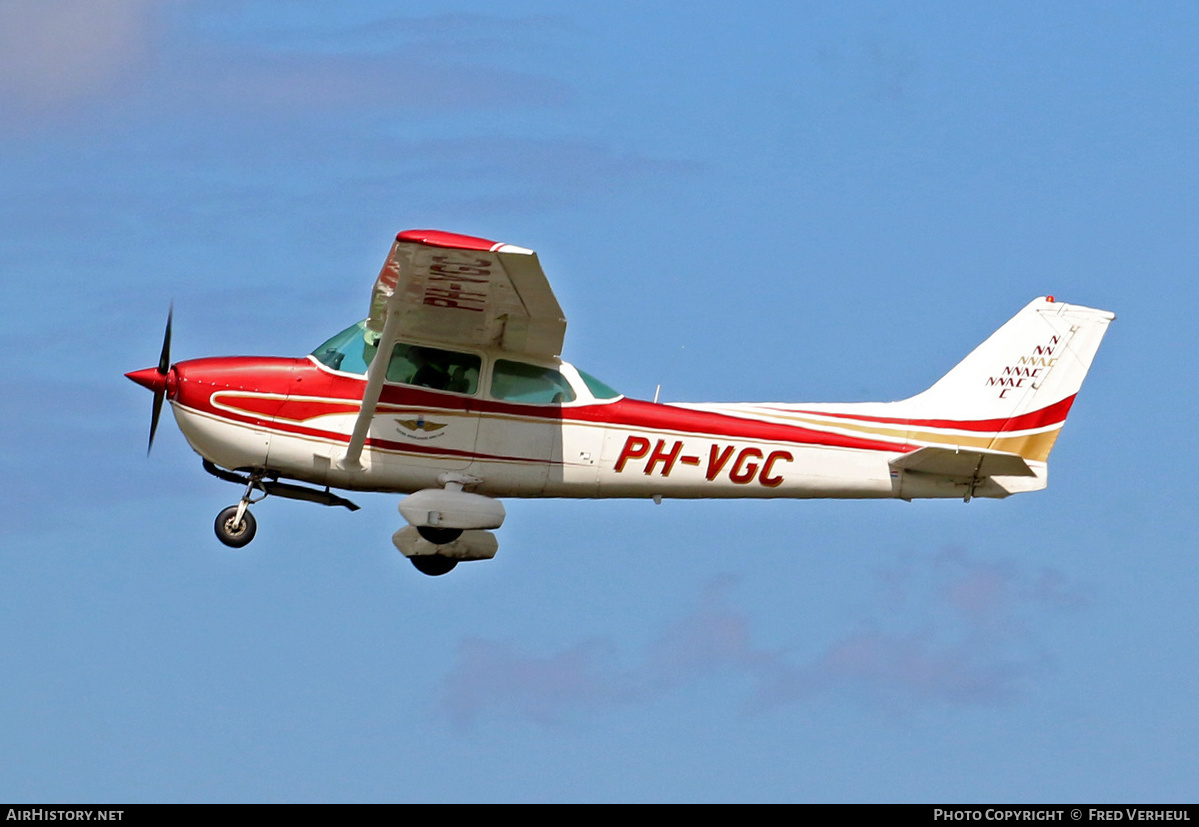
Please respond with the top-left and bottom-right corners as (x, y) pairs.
(149, 304), (172, 453)
(125, 304), (173, 454)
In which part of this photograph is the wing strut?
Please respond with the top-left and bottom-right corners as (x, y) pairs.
(340, 273), (408, 469)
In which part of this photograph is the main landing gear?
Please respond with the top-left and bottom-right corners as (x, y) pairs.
(416, 526), (463, 545)
(409, 526), (465, 576)
(409, 554), (459, 576)
(394, 475), (504, 576)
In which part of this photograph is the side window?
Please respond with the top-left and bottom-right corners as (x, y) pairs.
(490, 360), (577, 404)
(577, 369), (621, 400)
(386, 344), (480, 394)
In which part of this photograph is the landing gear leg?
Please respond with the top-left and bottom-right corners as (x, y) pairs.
(214, 471), (266, 548)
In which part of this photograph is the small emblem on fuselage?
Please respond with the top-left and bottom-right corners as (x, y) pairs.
(396, 414), (448, 440)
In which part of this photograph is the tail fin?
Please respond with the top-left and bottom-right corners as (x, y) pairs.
(898, 297), (1115, 463)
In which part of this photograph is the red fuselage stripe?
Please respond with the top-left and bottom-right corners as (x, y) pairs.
(174, 356), (1073, 460)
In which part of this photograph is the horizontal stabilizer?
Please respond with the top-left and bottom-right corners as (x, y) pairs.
(890, 446), (1035, 479)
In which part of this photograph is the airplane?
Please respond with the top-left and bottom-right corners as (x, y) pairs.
(126, 229), (1115, 576)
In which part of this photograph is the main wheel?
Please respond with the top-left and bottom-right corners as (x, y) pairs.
(215, 505), (257, 548)
(410, 554), (458, 576)
(417, 526), (463, 545)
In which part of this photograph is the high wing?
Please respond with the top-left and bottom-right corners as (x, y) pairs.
(342, 230), (566, 468)
(366, 229), (566, 359)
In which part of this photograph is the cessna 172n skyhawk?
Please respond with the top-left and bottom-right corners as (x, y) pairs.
(127, 230), (1114, 575)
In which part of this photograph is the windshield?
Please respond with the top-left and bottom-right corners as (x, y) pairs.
(311, 321), (373, 374)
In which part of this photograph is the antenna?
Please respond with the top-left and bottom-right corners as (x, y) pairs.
(653, 384), (661, 404)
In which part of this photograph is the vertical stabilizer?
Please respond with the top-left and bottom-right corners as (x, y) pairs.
(898, 297), (1114, 462)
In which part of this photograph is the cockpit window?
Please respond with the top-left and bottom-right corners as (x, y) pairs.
(387, 343), (480, 394)
(311, 322), (480, 394)
(491, 360), (577, 404)
(311, 321), (372, 375)
(576, 369), (621, 400)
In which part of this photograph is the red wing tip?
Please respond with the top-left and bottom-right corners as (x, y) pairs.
(396, 229), (502, 252)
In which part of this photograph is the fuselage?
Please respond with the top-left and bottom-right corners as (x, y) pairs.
(165, 338), (1047, 503)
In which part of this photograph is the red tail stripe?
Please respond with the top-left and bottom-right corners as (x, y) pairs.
(766, 394), (1077, 433)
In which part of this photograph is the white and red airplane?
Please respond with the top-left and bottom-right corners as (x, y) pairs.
(127, 230), (1115, 575)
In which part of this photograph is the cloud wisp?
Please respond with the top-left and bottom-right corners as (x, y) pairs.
(440, 551), (1084, 727)
(0, 0), (160, 114)
(0, 5), (572, 128)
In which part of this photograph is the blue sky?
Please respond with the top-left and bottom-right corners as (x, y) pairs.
(1, 0), (1195, 803)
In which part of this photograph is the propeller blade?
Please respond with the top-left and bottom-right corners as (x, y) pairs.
(158, 303), (173, 376)
(148, 385), (164, 455)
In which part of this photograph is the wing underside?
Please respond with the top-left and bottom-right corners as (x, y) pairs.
(367, 229), (566, 360)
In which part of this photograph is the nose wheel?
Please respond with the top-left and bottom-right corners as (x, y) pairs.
(214, 470), (266, 548)
(215, 505), (257, 548)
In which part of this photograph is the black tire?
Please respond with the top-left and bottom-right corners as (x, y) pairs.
(410, 555), (458, 576)
(215, 505), (257, 548)
(417, 526), (463, 545)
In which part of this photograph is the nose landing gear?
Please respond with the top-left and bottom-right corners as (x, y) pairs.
(201, 460), (360, 549)
(215, 504), (258, 548)
(214, 470), (266, 548)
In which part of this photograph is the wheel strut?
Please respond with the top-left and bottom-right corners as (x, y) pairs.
(214, 470), (267, 548)
(233, 471), (266, 527)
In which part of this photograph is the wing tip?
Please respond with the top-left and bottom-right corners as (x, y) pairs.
(396, 229), (501, 252)
(395, 229), (535, 257)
